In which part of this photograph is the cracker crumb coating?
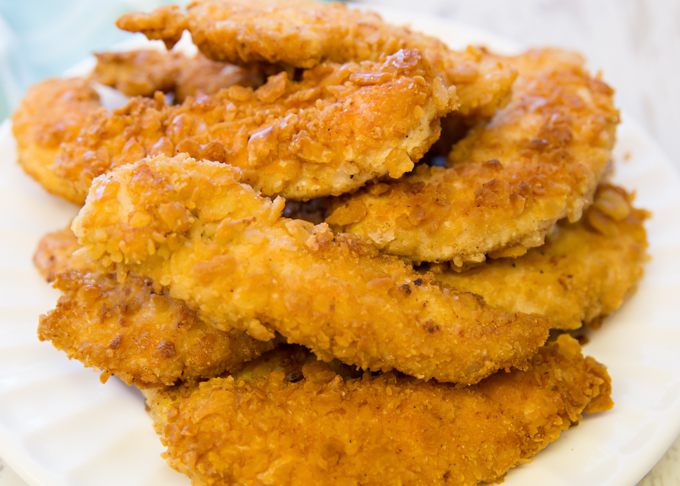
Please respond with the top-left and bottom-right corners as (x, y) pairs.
(117, 0), (517, 117)
(92, 49), (263, 102)
(144, 335), (612, 486)
(72, 154), (549, 384)
(55, 49), (454, 202)
(327, 48), (619, 266)
(12, 78), (101, 203)
(14, 50), (264, 206)
(35, 228), (275, 387)
(436, 184), (650, 330)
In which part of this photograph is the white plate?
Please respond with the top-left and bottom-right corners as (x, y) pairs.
(1, 6), (680, 486)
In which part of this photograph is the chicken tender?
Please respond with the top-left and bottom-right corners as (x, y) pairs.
(327, 48), (619, 266)
(15, 52), (263, 206)
(12, 78), (101, 203)
(35, 228), (276, 387)
(72, 154), (549, 384)
(33, 227), (96, 281)
(55, 49), (455, 202)
(435, 184), (649, 330)
(143, 335), (612, 486)
(91, 49), (263, 102)
(117, 0), (516, 117)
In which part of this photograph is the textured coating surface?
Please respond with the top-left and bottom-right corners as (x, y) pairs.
(12, 78), (101, 204)
(144, 336), (612, 486)
(327, 48), (619, 266)
(117, 0), (517, 116)
(72, 154), (550, 384)
(435, 184), (649, 330)
(56, 49), (454, 202)
(35, 228), (275, 387)
(92, 49), (263, 102)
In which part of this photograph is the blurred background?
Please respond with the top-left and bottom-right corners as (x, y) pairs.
(0, 1), (677, 485)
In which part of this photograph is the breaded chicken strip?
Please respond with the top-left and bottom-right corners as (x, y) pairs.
(72, 155), (549, 384)
(12, 78), (101, 203)
(117, 0), (516, 117)
(327, 49), (619, 266)
(14, 52), (263, 206)
(435, 184), (649, 330)
(143, 335), (612, 486)
(55, 49), (455, 202)
(91, 49), (263, 102)
(35, 228), (276, 387)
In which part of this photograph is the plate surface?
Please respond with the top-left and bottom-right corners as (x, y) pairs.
(1, 6), (680, 486)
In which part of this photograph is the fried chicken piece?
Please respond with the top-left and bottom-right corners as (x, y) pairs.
(435, 184), (649, 330)
(12, 78), (101, 203)
(172, 53), (264, 102)
(55, 49), (455, 202)
(72, 154), (549, 384)
(327, 48), (619, 266)
(39, 272), (278, 387)
(91, 50), (181, 98)
(143, 335), (612, 486)
(91, 49), (263, 102)
(14, 52), (263, 206)
(117, 0), (516, 117)
(35, 228), (276, 387)
(33, 227), (96, 281)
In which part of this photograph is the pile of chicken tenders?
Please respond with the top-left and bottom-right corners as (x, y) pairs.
(15, 1), (650, 484)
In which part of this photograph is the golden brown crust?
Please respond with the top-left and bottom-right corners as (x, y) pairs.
(117, 0), (516, 117)
(38, 271), (277, 387)
(92, 50), (182, 98)
(35, 228), (276, 387)
(327, 48), (619, 266)
(91, 49), (263, 102)
(116, 5), (188, 51)
(435, 184), (650, 330)
(72, 154), (550, 384)
(144, 335), (612, 486)
(55, 49), (455, 202)
(12, 78), (102, 204)
(14, 51), (263, 206)
(33, 227), (95, 281)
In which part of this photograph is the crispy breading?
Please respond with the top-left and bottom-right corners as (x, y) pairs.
(172, 52), (264, 102)
(33, 227), (96, 281)
(55, 49), (455, 202)
(72, 154), (550, 384)
(143, 335), (612, 486)
(116, 0), (517, 117)
(12, 78), (101, 203)
(35, 228), (276, 387)
(435, 184), (650, 330)
(91, 49), (263, 102)
(326, 48), (619, 266)
(116, 4), (188, 51)
(92, 50), (182, 98)
(14, 51), (262, 206)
